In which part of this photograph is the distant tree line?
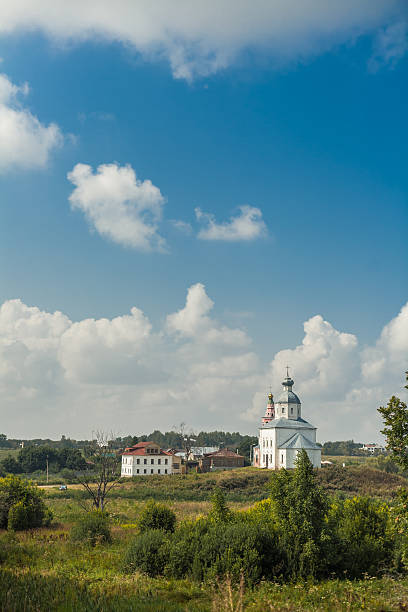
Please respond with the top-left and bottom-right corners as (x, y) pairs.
(0, 445), (86, 475)
(321, 440), (364, 456)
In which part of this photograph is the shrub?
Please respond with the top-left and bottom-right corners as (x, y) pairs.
(0, 475), (52, 530)
(165, 519), (283, 584)
(70, 511), (111, 546)
(207, 487), (233, 523)
(8, 500), (51, 531)
(391, 488), (408, 571)
(242, 498), (275, 524)
(327, 496), (393, 578)
(124, 529), (167, 576)
(138, 500), (176, 533)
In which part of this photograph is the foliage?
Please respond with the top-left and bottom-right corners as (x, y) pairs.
(168, 520), (282, 584)
(126, 517), (282, 585)
(138, 500), (176, 533)
(326, 496), (393, 578)
(2, 473), (408, 611)
(70, 510), (112, 546)
(0, 455), (23, 474)
(378, 372), (408, 471)
(124, 529), (168, 577)
(144, 429), (257, 456)
(207, 487), (233, 523)
(269, 450), (329, 579)
(241, 497), (275, 523)
(322, 440), (364, 456)
(0, 445), (86, 475)
(0, 475), (52, 531)
(390, 488), (408, 572)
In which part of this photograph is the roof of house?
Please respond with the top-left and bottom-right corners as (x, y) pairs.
(279, 432), (321, 450)
(122, 441), (171, 456)
(261, 417), (316, 430)
(204, 448), (244, 459)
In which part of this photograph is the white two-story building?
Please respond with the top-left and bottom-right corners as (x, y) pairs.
(121, 441), (181, 476)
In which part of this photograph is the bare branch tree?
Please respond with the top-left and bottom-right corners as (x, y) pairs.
(175, 422), (197, 465)
(74, 431), (121, 511)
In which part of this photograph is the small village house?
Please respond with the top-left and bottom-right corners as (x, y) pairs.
(199, 448), (245, 472)
(360, 443), (386, 454)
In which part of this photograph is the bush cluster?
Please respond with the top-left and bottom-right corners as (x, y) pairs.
(0, 475), (52, 530)
(124, 451), (399, 584)
(138, 500), (176, 533)
(70, 511), (112, 546)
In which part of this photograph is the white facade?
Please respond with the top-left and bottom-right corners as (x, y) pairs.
(121, 453), (173, 476)
(121, 441), (180, 476)
(360, 443), (385, 454)
(255, 374), (321, 470)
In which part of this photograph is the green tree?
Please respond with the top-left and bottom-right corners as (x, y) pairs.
(269, 449), (328, 579)
(0, 474), (52, 530)
(378, 371), (408, 471)
(0, 456), (22, 474)
(208, 487), (233, 523)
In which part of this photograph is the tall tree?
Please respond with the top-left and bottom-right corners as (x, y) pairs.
(269, 449), (328, 578)
(74, 431), (121, 511)
(378, 371), (408, 471)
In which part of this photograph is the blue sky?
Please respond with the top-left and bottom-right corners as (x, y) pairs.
(0, 2), (407, 440)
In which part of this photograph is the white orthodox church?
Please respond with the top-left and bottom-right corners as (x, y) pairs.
(253, 372), (321, 469)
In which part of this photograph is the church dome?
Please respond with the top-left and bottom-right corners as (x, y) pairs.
(277, 389), (301, 404)
(276, 374), (301, 404)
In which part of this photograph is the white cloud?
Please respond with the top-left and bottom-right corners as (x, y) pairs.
(369, 21), (408, 71)
(166, 283), (250, 346)
(196, 205), (267, 241)
(58, 307), (153, 384)
(0, 2), (405, 79)
(67, 162), (166, 251)
(0, 73), (62, 172)
(166, 283), (214, 337)
(0, 285), (407, 443)
(0, 284), (256, 437)
(244, 306), (408, 444)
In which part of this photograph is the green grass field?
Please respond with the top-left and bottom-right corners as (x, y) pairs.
(1, 466), (408, 611)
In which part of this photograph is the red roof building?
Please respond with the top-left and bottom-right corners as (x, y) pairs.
(121, 441), (181, 476)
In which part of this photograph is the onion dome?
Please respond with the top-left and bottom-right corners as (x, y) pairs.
(277, 375), (301, 404)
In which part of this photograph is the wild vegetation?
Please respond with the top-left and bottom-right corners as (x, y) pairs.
(2, 377), (408, 610)
(1, 450), (408, 611)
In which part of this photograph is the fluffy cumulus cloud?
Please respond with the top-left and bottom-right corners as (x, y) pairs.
(0, 1), (406, 79)
(0, 73), (62, 172)
(0, 284), (407, 442)
(196, 206), (267, 242)
(67, 163), (166, 251)
(245, 305), (408, 443)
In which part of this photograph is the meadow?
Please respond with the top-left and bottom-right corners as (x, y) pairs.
(2, 466), (408, 611)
